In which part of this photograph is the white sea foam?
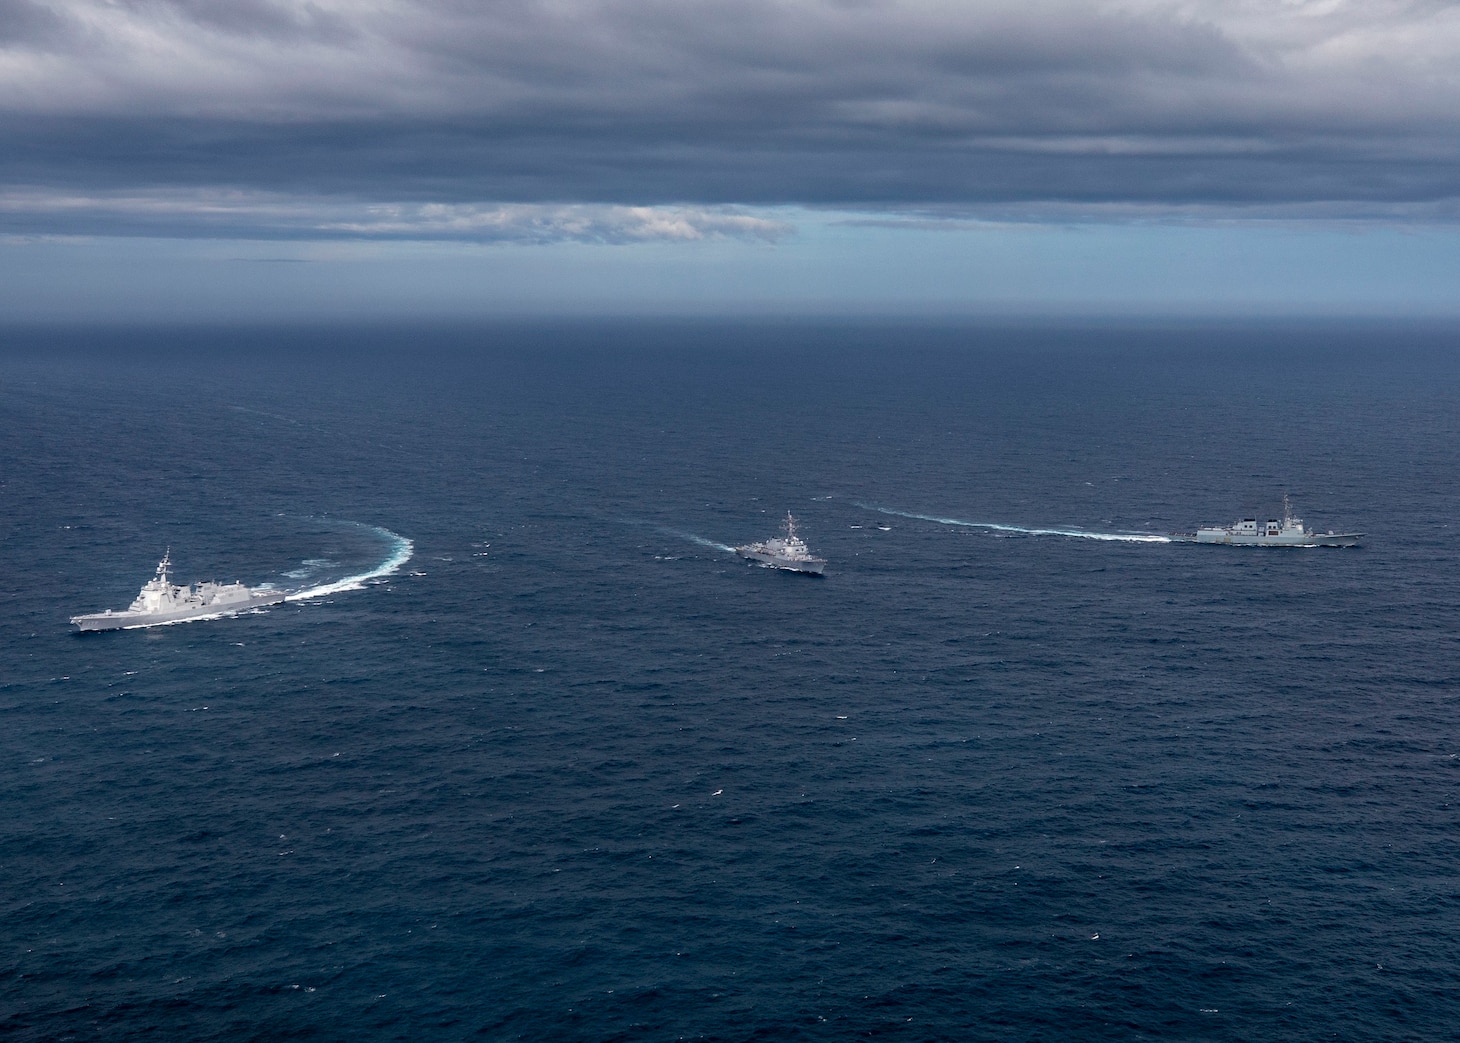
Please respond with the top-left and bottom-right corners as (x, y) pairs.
(285, 526), (414, 601)
(283, 558), (338, 579)
(857, 503), (1171, 543)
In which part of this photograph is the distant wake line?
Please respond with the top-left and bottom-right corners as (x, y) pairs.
(617, 517), (736, 554)
(658, 526), (735, 554)
(285, 526), (414, 600)
(857, 504), (1171, 544)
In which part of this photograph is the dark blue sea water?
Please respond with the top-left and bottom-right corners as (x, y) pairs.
(3, 320), (1460, 1041)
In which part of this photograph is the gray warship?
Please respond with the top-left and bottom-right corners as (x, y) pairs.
(71, 551), (287, 632)
(1174, 496), (1362, 548)
(735, 513), (826, 575)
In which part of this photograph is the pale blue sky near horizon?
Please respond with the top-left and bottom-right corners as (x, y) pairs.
(3, 214), (1458, 322)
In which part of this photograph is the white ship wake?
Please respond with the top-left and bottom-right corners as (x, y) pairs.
(857, 504), (1170, 543)
(285, 526), (414, 600)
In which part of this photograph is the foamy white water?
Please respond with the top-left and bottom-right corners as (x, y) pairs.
(285, 526), (414, 600)
(857, 504), (1171, 543)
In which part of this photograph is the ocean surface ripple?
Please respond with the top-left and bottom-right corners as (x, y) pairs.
(2, 321), (1459, 1042)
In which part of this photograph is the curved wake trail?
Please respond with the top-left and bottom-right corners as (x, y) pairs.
(856, 503), (1171, 543)
(285, 526), (414, 601)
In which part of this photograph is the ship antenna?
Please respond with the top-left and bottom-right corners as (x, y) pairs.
(785, 512), (797, 539)
(1283, 494), (1293, 524)
(158, 547), (171, 576)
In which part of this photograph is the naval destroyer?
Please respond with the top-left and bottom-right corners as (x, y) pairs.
(71, 551), (287, 632)
(735, 513), (826, 575)
(1174, 497), (1362, 548)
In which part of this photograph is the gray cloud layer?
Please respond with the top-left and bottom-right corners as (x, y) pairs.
(3, 0), (1460, 237)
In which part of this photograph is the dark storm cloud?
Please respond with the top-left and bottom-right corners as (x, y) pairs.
(2, 1), (1459, 237)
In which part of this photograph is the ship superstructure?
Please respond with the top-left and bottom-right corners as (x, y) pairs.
(735, 513), (826, 575)
(1176, 497), (1361, 548)
(71, 551), (287, 631)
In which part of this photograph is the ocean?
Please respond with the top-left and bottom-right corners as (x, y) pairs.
(3, 319), (1459, 1041)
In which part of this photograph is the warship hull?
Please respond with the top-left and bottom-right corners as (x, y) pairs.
(1178, 497), (1361, 549)
(734, 512), (826, 575)
(737, 548), (826, 574)
(72, 589), (287, 631)
(1180, 531), (1363, 548)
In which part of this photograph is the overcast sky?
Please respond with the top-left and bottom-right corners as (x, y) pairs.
(3, 0), (1459, 318)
